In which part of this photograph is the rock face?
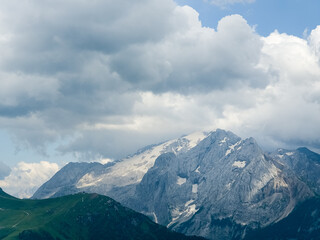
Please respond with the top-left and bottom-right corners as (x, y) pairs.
(244, 197), (320, 240)
(271, 147), (320, 194)
(32, 129), (320, 239)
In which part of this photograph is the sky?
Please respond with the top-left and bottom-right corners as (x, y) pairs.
(175, 0), (320, 37)
(0, 0), (320, 196)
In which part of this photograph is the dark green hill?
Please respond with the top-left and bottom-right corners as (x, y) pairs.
(245, 197), (320, 240)
(0, 188), (205, 240)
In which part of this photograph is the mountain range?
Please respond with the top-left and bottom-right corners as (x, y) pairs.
(32, 129), (320, 239)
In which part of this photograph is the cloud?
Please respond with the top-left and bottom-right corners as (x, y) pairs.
(111, 13), (267, 93)
(0, 161), (11, 180)
(0, 0), (319, 163)
(0, 72), (59, 117)
(309, 26), (320, 58)
(0, 161), (59, 198)
(213, 31), (320, 151)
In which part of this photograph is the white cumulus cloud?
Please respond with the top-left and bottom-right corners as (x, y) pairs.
(309, 26), (320, 58)
(0, 161), (60, 198)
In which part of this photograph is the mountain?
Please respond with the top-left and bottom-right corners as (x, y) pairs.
(32, 129), (320, 239)
(271, 147), (320, 194)
(245, 197), (320, 240)
(32, 131), (209, 201)
(126, 130), (313, 239)
(0, 188), (205, 240)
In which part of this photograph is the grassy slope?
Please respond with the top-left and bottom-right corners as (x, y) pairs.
(0, 188), (204, 240)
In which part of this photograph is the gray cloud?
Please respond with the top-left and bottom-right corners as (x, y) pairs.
(110, 14), (267, 93)
(0, 0), (178, 73)
(57, 129), (167, 160)
(0, 161), (11, 180)
(0, 0), (319, 162)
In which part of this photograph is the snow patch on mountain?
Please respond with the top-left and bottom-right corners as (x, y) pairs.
(224, 141), (241, 156)
(76, 173), (104, 188)
(192, 184), (198, 193)
(96, 158), (114, 165)
(219, 137), (228, 145)
(232, 161), (246, 168)
(226, 141), (242, 156)
(177, 176), (187, 185)
(225, 149), (232, 156)
(167, 200), (199, 228)
(181, 131), (208, 149)
(185, 200), (194, 206)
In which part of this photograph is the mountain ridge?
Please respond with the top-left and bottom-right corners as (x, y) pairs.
(32, 131), (210, 200)
(32, 129), (320, 239)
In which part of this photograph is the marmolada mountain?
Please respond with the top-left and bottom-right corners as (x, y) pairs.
(30, 129), (320, 239)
